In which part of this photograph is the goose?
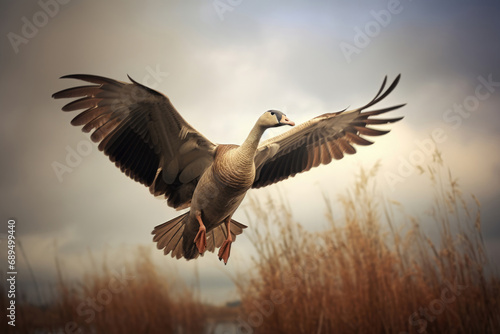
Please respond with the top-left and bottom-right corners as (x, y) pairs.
(53, 74), (405, 264)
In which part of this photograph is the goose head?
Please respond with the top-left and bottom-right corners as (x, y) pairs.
(257, 110), (295, 129)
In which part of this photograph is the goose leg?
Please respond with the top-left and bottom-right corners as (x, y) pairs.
(218, 217), (233, 265)
(194, 211), (207, 254)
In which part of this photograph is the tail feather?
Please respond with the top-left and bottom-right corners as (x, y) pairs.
(152, 213), (248, 260)
(152, 212), (188, 259)
(206, 219), (247, 252)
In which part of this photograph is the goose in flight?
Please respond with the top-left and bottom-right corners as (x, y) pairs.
(53, 74), (404, 264)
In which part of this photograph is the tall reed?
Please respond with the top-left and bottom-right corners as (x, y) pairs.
(236, 150), (500, 333)
(5, 246), (206, 334)
(4, 149), (499, 334)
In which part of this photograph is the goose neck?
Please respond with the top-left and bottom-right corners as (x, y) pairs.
(238, 123), (266, 160)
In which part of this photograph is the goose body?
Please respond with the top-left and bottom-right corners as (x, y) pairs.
(179, 145), (255, 260)
(53, 74), (404, 264)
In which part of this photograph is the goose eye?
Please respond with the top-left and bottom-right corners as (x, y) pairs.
(270, 111), (275, 116)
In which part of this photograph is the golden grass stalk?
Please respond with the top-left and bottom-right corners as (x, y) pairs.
(7, 246), (206, 334)
(236, 149), (500, 334)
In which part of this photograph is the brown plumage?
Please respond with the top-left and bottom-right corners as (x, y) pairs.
(53, 73), (405, 264)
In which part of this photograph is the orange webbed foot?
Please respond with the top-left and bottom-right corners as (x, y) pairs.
(218, 239), (232, 265)
(194, 226), (206, 254)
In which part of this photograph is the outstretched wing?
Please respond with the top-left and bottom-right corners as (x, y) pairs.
(53, 74), (216, 209)
(253, 75), (405, 189)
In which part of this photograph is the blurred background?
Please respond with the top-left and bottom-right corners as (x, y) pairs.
(1, 0), (499, 333)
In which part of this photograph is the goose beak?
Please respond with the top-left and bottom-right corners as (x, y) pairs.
(280, 115), (295, 126)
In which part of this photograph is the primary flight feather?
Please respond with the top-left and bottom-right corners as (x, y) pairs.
(53, 74), (405, 264)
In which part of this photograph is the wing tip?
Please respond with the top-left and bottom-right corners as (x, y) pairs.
(127, 74), (138, 84)
(126, 74), (165, 97)
(59, 74), (95, 80)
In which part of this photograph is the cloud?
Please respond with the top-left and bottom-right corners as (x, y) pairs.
(1, 0), (500, 306)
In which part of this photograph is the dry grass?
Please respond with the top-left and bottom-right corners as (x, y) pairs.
(2, 247), (206, 334)
(2, 149), (499, 333)
(236, 151), (500, 334)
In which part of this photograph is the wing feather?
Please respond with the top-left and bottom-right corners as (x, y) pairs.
(253, 75), (405, 189)
(329, 141), (344, 160)
(53, 74), (216, 209)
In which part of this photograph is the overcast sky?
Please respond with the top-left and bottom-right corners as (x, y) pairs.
(1, 0), (499, 305)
